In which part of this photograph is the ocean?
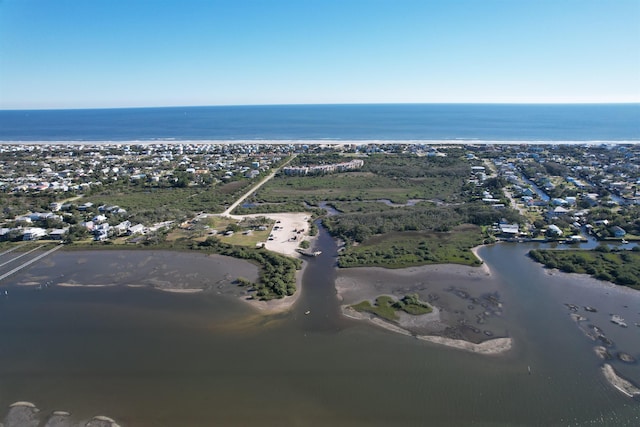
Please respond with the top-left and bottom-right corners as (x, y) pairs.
(0, 103), (639, 142)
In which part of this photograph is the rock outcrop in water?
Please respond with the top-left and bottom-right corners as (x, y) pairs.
(1, 402), (120, 427)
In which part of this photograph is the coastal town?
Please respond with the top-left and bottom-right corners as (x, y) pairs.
(0, 142), (638, 247)
(2, 141), (639, 423)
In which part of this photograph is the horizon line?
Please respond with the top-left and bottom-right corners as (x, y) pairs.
(2, 101), (640, 112)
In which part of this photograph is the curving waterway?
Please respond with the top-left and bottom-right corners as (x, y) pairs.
(0, 229), (639, 426)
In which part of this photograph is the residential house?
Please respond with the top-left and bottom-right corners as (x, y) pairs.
(610, 226), (627, 238)
(23, 227), (47, 241)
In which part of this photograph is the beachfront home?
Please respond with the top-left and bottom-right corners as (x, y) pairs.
(93, 223), (110, 241)
(114, 220), (131, 236)
(49, 228), (69, 240)
(128, 224), (146, 235)
(22, 227), (47, 241)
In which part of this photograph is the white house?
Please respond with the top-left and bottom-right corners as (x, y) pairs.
(23, 227), (47, 241)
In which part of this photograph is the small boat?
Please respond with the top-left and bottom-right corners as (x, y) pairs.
(304, 310), (311, 315)
(297, 249), (322, 257)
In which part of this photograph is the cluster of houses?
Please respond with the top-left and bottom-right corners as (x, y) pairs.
(0, 209), (148, 242)
(475, 144), (639, 240)
(0, 142), (296, 195)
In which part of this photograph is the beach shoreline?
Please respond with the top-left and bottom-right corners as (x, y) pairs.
(471, 245), (492, 276)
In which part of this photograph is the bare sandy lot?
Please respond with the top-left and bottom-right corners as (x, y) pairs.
(218, 211), (315, 258)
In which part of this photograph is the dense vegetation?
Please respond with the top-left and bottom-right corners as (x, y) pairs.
(338, 225), (486, 268)
(240, 151), (523, 269)
(85, 179), (255, 224)
(351, 294), (432, 322)
(324, 202), (520, 243)
(528, 248), (640, 289)
(246, 153), (473, 209)
(198, 236), (302, 300)
(324, 200), (519, 268)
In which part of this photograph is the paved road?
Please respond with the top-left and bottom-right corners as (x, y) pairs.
(221, 154), (296, 216)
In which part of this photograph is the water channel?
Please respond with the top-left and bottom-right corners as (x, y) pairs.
(0, 227), (638, 426)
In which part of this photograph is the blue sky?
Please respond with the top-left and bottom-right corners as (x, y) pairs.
(1, 0), (639, 109)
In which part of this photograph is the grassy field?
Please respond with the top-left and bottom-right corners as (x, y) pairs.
(242, 153), (471, 211)
(166, 216), (273, 248)
(253, 173), (466, 206)
(84, 180), (255, 222)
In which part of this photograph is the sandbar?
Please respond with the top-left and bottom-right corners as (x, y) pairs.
(57, 282), (114, 288)
(601, 363), (640, 397)
(158, 288), (204, 294)
(9, 401), (36, 408)
(342, 306), (512, 355)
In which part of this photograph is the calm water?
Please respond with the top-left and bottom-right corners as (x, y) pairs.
(0, 229), (639, 426)
(1, 104), (639, 142)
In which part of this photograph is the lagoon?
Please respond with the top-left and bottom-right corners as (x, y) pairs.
(0, 229), (639, 426)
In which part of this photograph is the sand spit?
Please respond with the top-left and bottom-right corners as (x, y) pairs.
(342, 306), (512, 355)
(601, 364), (640, 398)
(416, 335), (512, 355)
(57, 282), (114, 288)
(8, 401), (36, 408)
(16, 281), (40, 286)
(158, 288), (204, 294)
(470, 246), (492, 276)
(241, 260), (309, 314)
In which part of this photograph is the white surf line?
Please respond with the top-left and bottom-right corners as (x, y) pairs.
(0, 244), (25, 258)
(0, 245), (45, 268)
(0, 244), (63, 283)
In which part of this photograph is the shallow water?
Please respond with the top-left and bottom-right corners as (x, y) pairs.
(0, 234), (639, 426)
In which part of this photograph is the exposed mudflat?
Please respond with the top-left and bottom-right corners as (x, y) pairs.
(335, 263), (509, 343)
